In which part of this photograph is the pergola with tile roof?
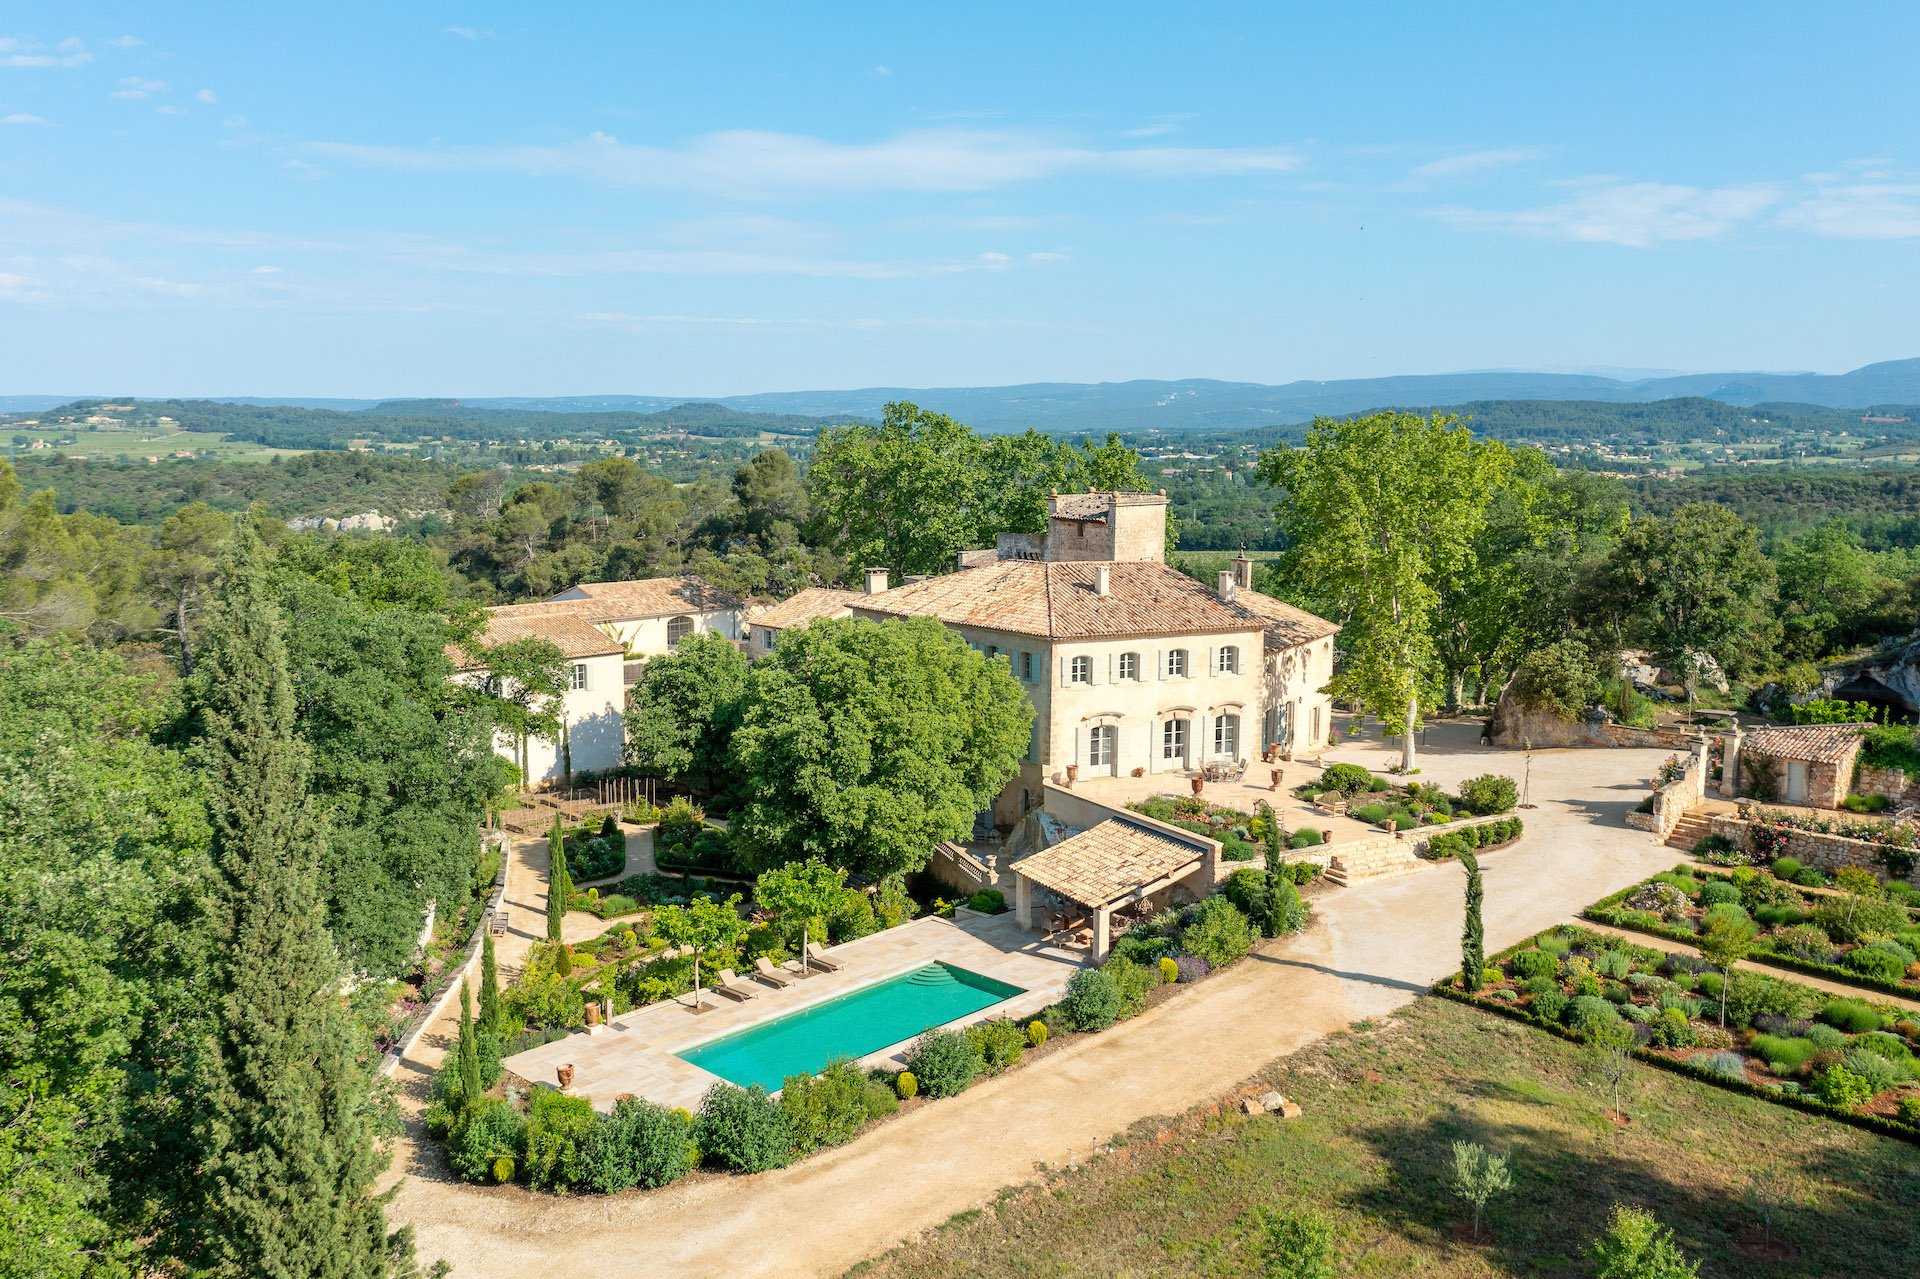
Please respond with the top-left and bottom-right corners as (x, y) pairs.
(1011, 816), (1214, 960)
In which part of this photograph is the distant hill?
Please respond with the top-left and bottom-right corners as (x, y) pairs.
(8, 357), (1920, 432)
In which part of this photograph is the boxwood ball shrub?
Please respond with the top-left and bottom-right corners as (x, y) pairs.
(1698, 880), (1741, 908)
(1531, 989), (1568, 1022)
(1158, 955), (1180, 984)
(905, 1028), (982, 1098)
(1509, 949), (1558, 982)
(1026, 1019), (1049, 1047)
(894, 1070), (918, 1099)
(449, 1097), (526, 1184)
(1060, 967), (1122, 1032)
(584, 1095), (694, 1192)
(1320, 762), (1376, 796)
(696, 1082), (793, 1173)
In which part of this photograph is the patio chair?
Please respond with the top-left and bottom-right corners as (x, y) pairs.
(752, 955), (795, 988)
(711, 969), (757, 1003)
(803, 941), (843, 973)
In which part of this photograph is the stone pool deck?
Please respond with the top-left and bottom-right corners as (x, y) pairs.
(501, 913), (1082, 1111)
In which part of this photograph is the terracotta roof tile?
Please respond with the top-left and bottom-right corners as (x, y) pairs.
(1014, 817), (1209, 906)
(853, 559), (1336, 645)
(1235, 588), (1341, 648)
(555, 576), (738, 619)
(450, 601), (624, 670)
(750, 587), (864, 631)
(1743, 723), (1868, 764)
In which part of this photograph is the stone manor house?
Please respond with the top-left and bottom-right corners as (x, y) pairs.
(456, 490), (1337, 802)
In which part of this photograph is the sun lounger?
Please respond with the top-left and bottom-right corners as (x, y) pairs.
(752, 955), (795, 988)
(803, 941), (843, 973)
(712, 969), (757, 1003)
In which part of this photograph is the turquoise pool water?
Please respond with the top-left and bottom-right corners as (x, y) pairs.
(679, 962), (1024, 1091)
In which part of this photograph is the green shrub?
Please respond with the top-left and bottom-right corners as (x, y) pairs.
(1458, 773), (1518, 815)
(895, 1071), (917, 1100)
(1701, 901), (1753, 932)
(1771, 856), (1803, 880)
(1566, 995), (1622, 1035)
(1288, 828), (1324, 849)
(524, 1089), (598, 1191)
(1102, 955), (1156, 1019)
(1724, 972), (1823, 1028)
(1222, 867), (1271, 924)
(1811, 896), (1909, 945)
(905, 1028), (981, 1098)
(1027, 1019), (1049, 1047)
(696, 1083), (792, 1173)
(1649, 1007), (1696, 1048)
(1898, 1093), (1920, 1125)
(584, 1096), (694, 1192)
(1769, 924), (1834, 963)
(1803, 1023), (1847, 1050)
(827, 887), (879, 943)
(1180, 895), (1255, 970)
(448, 1098), (526, 1184)
(1847, 946), (1909, 983)
(1259, 1206), (1337, 1279)
(964, 888), (1005, 913)
(1158, 955), (1180, 984)
(1852, 1030), (1915, 1065)
(1751, 1034), (1821, 1074)
(1811, 1062), (1876, 1109)
(1736, 869), (1802, 913)
(779, 1058), (871, 1154)
(1819, 998), (1884, 1034)
(1351, 801), (1391, 826)
(862, 1078), (900, 1121)
(1320, 763), (1376, 796)
(1531, 989), (1568, 1022)
(964, 1019), (1028, 1075)
(1060, 968), (1122, 1032)
(655, 795), (705, 856)
(1843, 792), (1891, 813)
(1697, 880), (1740, 908)
(1842, 1050), (1906, 1094)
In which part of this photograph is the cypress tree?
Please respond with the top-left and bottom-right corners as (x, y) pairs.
(478, 928), (502, 1037)
(182, 529), (424, 1278)
(1258, 800), (1284, 938)
(1460, 849), (1485, 991)
(456, 979), (481, 1110)
(545, 817), (568, 944)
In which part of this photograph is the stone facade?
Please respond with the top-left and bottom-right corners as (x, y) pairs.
(1858, 764), (1913, 803)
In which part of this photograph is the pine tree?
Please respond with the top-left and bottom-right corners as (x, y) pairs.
(456, 979), (481, 1110)
(478, 928), (502, 1037)
(182, 529), (424, 1278)
(1460, 849), (1485, 991)
(545, 817), (568, 944)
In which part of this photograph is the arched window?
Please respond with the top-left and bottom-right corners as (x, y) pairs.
(666, 615), (695, 648)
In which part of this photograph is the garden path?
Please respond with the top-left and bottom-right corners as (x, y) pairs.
(1579, 918), (1920, 1013)
(384, 723), (1683, 1278)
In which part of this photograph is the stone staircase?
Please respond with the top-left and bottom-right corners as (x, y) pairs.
(1665, 809), (1712, 854)
(1322, 835), (1428, 888)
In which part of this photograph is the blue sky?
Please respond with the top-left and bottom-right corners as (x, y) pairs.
(2, 3), (1917, 396)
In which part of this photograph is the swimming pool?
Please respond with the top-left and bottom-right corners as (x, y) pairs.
(678, 962), (1024, 1092)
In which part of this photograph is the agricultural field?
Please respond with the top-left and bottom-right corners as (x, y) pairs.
(3, 404), (296, 463)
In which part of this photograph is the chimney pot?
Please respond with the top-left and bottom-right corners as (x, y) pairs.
(1095, 566), (1111, 596)
(1233, 555), (1254, 591)
(1217, 569), (1237, 601)
(864, 567), (890, 595)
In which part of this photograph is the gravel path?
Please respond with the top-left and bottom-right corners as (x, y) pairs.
(383, 723), (1682, 1278)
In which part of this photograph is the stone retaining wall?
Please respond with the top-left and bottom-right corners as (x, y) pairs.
(1489, 698), (1702, 751)
(1626, 742), (1710, 838)
(1707, 814), (1920, 889)
(1858, 764), (1912, 803)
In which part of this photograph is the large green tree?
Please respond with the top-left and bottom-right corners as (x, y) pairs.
(729, 617), (1032, 881)
(624, 630), (749, 793)
(1588, 503), (1780, 702)
(180, 532), (425, 1278)
(1258, 411), (1512, 769)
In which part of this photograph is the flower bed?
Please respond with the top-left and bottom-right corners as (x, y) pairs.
(1583, 864), (1920, 998)
(1128, 795), (1323, 859)
(1436, 923), (1920, 1141)
(1418, 816), (1524, 861)
(1292, 764), (1518, 832)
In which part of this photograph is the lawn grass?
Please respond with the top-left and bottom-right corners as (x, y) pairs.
(849, 997), (1920, 1279)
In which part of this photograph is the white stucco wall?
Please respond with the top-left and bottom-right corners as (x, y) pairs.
(589, 607), (742, 658)
(466, 650), (626, 786)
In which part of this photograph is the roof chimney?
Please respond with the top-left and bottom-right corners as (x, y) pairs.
(1233, 554), (1254, 591)
(1094, 566), (1111, 597)
(1217, 569), (1237, 602)
(864, 567), (890, 595)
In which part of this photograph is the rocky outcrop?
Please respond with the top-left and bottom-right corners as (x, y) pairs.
(1488, 685), (1701, 751)
(1825, 634), (1920, 716)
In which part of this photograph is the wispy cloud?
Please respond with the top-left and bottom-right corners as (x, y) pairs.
(306, 126), (1303, 196)
(112, 76), (167, 100)
(873, 64), (892, 76)
(1411, 146), (1550, 179)
(1433, 179), (1784, 246)
(443, 26), (498, 40)
(1122, 114), (1194, 139)
(196, 88), (218, 104)
(0, 35), (90, 68)
(1777, 177), (1920, 239)
(2, 112), (47, 125)
(107, 34), (143, 49)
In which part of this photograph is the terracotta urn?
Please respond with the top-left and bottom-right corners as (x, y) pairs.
(1066, 764), (1079, 785)
(1386, 819), (1398, 835)
(557, 1063), (575, 1090)
(1320, 828), (1333, 844)
(1270, 767), (1284, 791)
(1191, 776), (1205, 796)
(584, 1001), (601, 1027)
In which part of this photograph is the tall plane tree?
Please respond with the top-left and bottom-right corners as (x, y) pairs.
(1258, 412), (1511, 770)
(180, 530), (427, 1279)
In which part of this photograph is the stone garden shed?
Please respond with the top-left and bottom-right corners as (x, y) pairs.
(1728, 723), (1866, 808)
